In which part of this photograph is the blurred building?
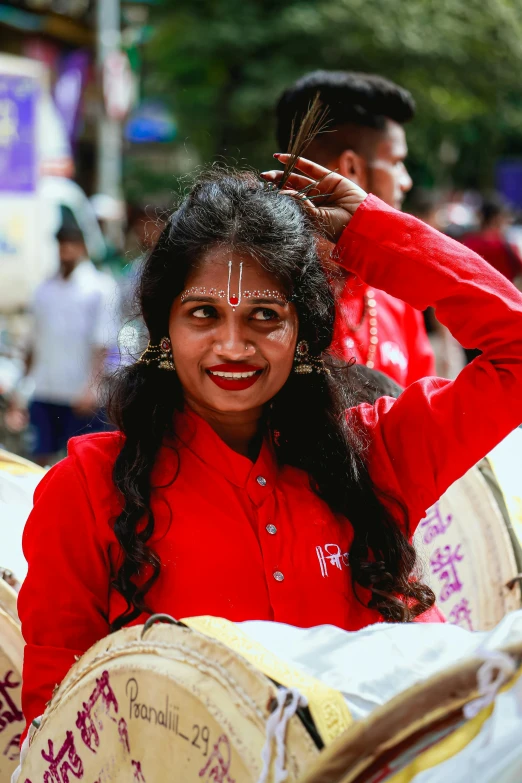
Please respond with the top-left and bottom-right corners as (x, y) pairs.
(0, 1), (97, 192)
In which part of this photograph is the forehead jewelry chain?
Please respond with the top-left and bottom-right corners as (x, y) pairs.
(227, 260), (243, 309)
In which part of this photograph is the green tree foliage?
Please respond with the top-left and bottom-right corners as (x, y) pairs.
(145, 0), (522, 188)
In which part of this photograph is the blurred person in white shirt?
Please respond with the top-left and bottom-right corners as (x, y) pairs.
(21, 220), (119, 465)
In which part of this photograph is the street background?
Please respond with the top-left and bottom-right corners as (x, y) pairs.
(1, 0), (522, 458)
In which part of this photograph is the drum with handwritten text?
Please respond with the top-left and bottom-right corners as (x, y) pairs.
(413, 461), (521, 631)
(0, 578), (23, 782)
(20, 617), (324, 783)
(297, 639), (522, 783)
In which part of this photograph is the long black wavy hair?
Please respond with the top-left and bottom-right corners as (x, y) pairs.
(107, 168), (435, 631)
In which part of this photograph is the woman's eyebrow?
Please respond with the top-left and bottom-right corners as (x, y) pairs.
(250, 297), (287, 306)
(181, 295), (218, 304)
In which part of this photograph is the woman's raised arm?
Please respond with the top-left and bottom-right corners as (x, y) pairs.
(338, 194), (522, 528)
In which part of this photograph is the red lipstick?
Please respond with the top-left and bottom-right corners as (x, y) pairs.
(206, 363), (264, 391)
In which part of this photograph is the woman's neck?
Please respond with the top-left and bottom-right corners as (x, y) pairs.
(185, 401), (265, 460)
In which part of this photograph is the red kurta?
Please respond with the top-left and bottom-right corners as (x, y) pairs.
(19, 195), (522, 736)
(332, 277), (435, 386)
(461, 231), (522, 284)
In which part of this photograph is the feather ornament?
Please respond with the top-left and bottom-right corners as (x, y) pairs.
(277, 92), (331, 192)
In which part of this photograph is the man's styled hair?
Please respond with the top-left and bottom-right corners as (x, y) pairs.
(276, 70), (415, 153)
(480, 194), (511, 227)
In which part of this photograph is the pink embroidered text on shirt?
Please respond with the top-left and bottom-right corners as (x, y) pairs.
(316, 544), (350, 578)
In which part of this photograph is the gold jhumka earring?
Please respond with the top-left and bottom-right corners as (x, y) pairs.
(293, 340), (330, 375)
(137, 337), (176, 371)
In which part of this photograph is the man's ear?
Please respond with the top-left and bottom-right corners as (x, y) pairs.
(337, 149), (368, 189)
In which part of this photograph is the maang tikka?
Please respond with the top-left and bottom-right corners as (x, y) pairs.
(293, 340), (330, 375)
(137, 336), (176, 370)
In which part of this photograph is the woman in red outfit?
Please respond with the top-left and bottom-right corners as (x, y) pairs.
(19, 157), (522, 735)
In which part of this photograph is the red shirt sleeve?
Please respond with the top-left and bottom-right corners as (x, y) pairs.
(337, 195), (522, 528)
(403, 305), (436, 385)
(18, 454), (112, 738)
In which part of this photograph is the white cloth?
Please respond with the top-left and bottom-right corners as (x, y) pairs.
(29, 261), (119, 404)
(0, 467), (43, 580)
(239, 611), (522, 720)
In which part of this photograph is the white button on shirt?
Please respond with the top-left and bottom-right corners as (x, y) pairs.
(29, 261), (119, 405)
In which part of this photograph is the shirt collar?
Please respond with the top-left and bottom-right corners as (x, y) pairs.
(172, 407), (277, 490)
(54, 259), (94, 284)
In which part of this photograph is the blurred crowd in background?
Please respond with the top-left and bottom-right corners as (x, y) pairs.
(1, 0), (522, 465)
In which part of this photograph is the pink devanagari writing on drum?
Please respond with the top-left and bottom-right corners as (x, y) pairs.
(430, 544), (464, 602)
(419, 502), (453, 545)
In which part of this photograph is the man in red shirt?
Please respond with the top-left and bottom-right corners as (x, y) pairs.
(462, 196), (522, 285)
(276, 71), (435, 386)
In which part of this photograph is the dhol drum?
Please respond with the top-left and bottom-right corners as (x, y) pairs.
(20, 615), (352, 783)
(413, 445), (522, 632)
(0, 577), (24, 783)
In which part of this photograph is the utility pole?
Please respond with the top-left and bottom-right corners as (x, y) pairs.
(96, 0), (122, 201)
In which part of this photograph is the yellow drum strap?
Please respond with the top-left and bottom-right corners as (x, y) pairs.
(182, 615), (352, 746)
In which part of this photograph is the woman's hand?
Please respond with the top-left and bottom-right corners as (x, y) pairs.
(260, 154), (368, 244)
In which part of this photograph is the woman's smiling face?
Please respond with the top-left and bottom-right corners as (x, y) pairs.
(169, 245), (299, 416)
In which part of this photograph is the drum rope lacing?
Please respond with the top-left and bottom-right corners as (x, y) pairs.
(258, 687), (308, 783)
(463, 649), (517, 720)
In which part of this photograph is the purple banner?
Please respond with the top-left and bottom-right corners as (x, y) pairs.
(53, 49), (90, 143)
(0, 74), (38, 193)
(496, 159), (522, 209)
